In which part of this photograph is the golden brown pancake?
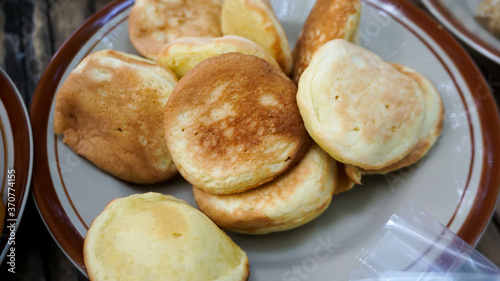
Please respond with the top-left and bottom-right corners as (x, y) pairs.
(361, 63), (444, 174)
(297, 39), (426, 170)
(156, 35), (280, 78)
(84, 192), (249, 281)
(54, 49), (178, 184)
(193, 143), (336, 234)
(164, 52), (310, 195)
(129, 0), (223, 59)
(221, 0), (292, 75)
(292, 0), (361, 83)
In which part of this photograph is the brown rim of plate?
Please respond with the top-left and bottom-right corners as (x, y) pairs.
(0, 68), (33, 263)
(29, 0), (135, 271)
(28, 0), (500, 274)
(424, 0), (500, 64)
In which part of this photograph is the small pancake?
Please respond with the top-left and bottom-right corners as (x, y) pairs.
(476, 0), (500, 38)
(361, 63), (444, 174)
(129, 0), (222, 59)
(292, 0), (361, 83)
(156, 35), (280, 78)
(297, 39), (426, 170)
(84, 192), (249, 281)
(193, 143), (336, 234)
(54, 49), (178, 184)
(221, 0), (292, 75)
(164, 52), (310, 194)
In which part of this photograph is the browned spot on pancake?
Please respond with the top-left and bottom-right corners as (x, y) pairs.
(292, 0), (360, 83)
(165, 53), (310, 181)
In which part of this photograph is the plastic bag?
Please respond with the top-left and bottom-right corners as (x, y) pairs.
(350, 202), (500, 281)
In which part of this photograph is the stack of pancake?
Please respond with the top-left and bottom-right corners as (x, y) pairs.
(163, 51), (342, 234)
(52, 0), (445, 279)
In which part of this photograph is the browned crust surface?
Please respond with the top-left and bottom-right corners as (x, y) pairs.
(192, 144), (335, 234)
(164, 52), (310, 194)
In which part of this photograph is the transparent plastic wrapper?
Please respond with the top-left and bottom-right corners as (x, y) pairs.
(350, 202), (500, 281)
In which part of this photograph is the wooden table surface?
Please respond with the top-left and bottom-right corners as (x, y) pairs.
(0, 0), (499, 280)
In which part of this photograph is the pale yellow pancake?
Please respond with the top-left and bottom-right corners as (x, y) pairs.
(361, 63), (444, 174)
(476, 0), (500, 38)
(156, 35), (280, 78)
(84, 192), (249, 281)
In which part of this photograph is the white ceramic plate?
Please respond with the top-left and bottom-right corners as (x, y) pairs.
(422, 0), (500, 64)
(0, 68), (33, 265)
(30, 0), (500, 280)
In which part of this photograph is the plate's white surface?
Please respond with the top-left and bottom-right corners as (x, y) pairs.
(422, 0), (500, 64)
(34, 0), (499, 280)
